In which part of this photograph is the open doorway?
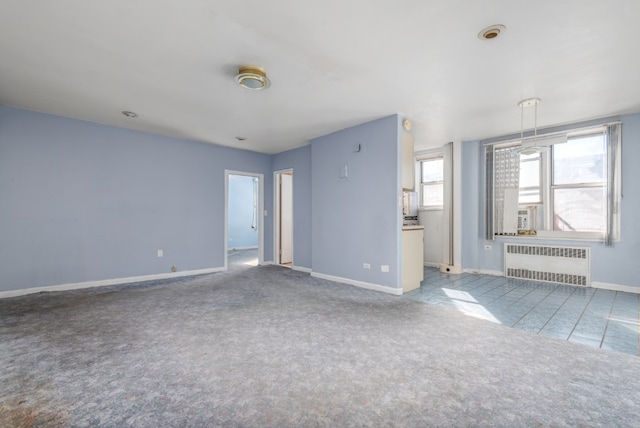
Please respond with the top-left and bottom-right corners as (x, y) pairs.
(274, 169), (293, 268)
(224, 170), (264, 271)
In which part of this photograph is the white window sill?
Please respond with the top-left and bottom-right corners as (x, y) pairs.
(495, 231), (618, 243)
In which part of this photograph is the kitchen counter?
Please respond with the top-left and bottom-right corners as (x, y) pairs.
(402, 226), (424, 293)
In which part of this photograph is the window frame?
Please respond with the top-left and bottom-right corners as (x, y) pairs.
(418, 155), (444, 211)
(518, 151), (543, 206)
(487, 123), (621, 242)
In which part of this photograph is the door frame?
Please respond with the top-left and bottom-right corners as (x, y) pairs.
(224, 170), (264, 270)
(273, 168), (294, 267)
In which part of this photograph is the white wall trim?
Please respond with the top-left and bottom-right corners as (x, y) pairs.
(462, 268), (504, 276)
(0, 267), (224, 299)
(311, 272), (403, 296)
(592, 281), (640, 295)
(273, 168), (294, 267)
(292, 266), (312, 273)
(424, 262), (440, 268)
(452, 141), (463, 268)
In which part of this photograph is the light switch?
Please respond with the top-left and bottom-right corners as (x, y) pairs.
(339, 163), (349, 180)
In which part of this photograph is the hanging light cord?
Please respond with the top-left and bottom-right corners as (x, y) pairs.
(520, 102), (524, 141)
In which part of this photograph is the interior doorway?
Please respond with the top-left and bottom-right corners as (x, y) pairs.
(274, 169), (293, 267)
(224, 170), (264, 270)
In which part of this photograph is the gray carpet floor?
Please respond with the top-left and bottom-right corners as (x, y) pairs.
(2, 262), (640, 427)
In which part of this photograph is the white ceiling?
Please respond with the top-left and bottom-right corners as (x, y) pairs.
(1, 0), (639, 154)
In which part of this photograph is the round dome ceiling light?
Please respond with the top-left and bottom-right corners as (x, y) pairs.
(235, 66), (271, 90)
(478, 24), (506, 40)
(122, 111), (138, 118)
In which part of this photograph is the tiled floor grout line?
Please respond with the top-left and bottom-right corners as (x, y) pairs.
(477, 280), (526, 305)
(600, 291), (618, 348)
(486, 280), (540, 308)
(566, 288), (600, 343)
(510, 284), (562, 328)
(537, 286), (579, 334)
(506, 282), (557, 310)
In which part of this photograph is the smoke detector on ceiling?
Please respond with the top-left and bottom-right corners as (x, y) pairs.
(478, 25), (506, 40)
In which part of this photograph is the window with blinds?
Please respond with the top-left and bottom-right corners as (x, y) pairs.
(485, 123), (621, 245)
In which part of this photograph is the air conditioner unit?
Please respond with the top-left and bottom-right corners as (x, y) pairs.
(517, 206), (536, 235)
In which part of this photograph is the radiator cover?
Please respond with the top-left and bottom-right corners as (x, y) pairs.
(504, 243), (590, 286)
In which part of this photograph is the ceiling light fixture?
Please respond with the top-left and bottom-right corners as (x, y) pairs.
(235, 136), (247, 141)
(516, 97), (545, 155)
(235, 66), (271, 90)
(122, 111), (138, 118)
(478, 24), (506, 40)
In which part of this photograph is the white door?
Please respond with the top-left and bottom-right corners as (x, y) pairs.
(279, 173), (293, 264)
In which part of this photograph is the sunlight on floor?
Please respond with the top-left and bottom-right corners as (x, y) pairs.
(442, 288), (478, 303)
(243, 258), (259, 266)
(442, 288), (501, 324)
(608, 317), (640, 332)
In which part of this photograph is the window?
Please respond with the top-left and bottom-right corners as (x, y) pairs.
(419, 157), (444, 209)
(519, 152), (541, 204)
(551, 134), (606, 233)
(485, 123), (621, 243)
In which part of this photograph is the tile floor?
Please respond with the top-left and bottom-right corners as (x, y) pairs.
(403, 267), (640, 357)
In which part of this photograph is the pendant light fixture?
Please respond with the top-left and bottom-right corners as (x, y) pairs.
(234, 65), (271, 90)
(516, 97), (544, 155)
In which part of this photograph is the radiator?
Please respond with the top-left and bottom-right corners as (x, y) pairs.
(504, 243), (590, 286)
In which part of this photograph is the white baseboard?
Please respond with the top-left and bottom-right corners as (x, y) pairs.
(592, 281), (640, 295)
(292, 266), (312, 273)
(310, 272), (402, 296)
(462, 268), (504, 277)
(0, 267), (225, 299)
(261, 260), (274, 266)
(423, 262), (440, 268)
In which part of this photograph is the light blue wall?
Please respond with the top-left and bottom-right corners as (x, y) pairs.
(228, 175), (258, 249)
(311, 115), (402, 289)
(461, 113), (640, 288)
(272, 145), (312, 270)
(0, 106), (272, 291)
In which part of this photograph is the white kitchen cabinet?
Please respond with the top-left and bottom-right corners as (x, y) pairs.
(401, 132), (414, 190)
(402, 226), (424, 293)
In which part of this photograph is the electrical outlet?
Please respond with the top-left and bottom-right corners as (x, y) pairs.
(381, 265), (389, 273)
(157, 250), (163, 257)
(484, 245), (492, 250)
(363, 263), (371, 269)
